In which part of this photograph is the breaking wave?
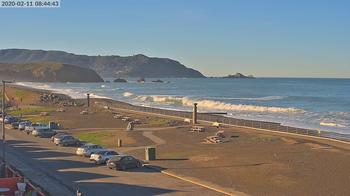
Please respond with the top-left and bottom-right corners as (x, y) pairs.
(130, 94), (302, 113)
(210, 96), (288, 101)
(320, 122), (346, 128)
(123, 92), (134, 97)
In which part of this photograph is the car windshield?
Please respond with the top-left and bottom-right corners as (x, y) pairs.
(93, 145), (102, 149)
(95, 151), (108, 155)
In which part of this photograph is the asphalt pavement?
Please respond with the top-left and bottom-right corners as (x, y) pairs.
(1, 129), (223, 196)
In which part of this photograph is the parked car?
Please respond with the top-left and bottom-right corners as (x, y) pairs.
(4, 116), (18, 124)
(90, 150), (120, 165)
(19, 121), (32, 131)
(48, 122), (61, 130)
(25, 123), (48, 134)
(51, 132), (67, 142)
(11, 122), (20, 129)
(54, 135), (80, 146)
(107, 155), (143, 171)
(32, 127), (56, 138)
(76, 144), (105, 157)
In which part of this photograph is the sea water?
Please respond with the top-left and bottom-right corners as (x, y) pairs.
(17, 78), (350, 134)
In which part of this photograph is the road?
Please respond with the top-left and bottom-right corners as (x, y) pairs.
(1, 129), (223, 196)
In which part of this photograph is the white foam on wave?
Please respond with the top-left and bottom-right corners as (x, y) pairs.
(320, 122), (346, 128)
(15, 82), (113, 99)
(210, 96), (288, 101)
(133, 94), (302, 113)
(123, 92), (134, 97)
(89, 93), (111, 99)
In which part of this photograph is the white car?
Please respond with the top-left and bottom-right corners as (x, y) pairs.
(25, 123), (48, 135)
(90, 150), (119, 164)
(76, 143), (105, 157)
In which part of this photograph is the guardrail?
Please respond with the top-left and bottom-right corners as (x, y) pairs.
(5, 164), (46, 196)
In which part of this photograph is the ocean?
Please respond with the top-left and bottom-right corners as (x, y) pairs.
(16, 78), (350, 134)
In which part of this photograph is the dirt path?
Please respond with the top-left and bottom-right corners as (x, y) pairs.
(70, 126), (188, 132)
(143, 131), (166, 145)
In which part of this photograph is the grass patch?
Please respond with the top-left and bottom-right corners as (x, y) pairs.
(25, 115), (51, 124)
(9, 106), (56, 116)
(14, 89), (28, 100)
(74, 131), (117, 148)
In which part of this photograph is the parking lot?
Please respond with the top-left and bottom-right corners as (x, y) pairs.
(2, 128), (222, 196)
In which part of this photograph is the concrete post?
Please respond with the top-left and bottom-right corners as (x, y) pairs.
(192, 103), (198, 125)
(87, 93), (90, 107)
(117, 139), (122, 147)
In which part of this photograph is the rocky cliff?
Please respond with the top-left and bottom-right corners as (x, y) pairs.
(0, 62), (104, 82)
(0, 49), (205, 78)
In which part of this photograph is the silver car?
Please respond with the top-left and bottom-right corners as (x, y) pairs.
(19, 121), (31, 131)
(90, 150), (120, 164)
(32, 127), (56, 138)
(76, 144), (105, 157)
(54, 135), (80, 146)
(25, 123), (47, 134)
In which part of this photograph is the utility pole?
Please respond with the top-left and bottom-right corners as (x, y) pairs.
(1, 80), (12, 175)
(1, 81), (4, 166)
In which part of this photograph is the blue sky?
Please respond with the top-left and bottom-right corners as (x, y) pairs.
(0, 0), (349, 77)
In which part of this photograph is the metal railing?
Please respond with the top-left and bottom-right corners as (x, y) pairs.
(96, 101), (350, 142)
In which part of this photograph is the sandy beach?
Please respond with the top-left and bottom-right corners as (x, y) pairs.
(4, 84), (350, 196)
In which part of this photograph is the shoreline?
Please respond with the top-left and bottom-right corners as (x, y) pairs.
(14, 81), (350, 135)
(9, 83), (350, 144)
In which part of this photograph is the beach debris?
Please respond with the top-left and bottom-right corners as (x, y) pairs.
(40, 93), (77, 107)
(191, 126), (205, 132)
(204, 130), (229, 144)
(80, 110), (88, 115)
(184, 118), (191, 124)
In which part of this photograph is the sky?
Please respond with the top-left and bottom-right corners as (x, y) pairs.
(0, 0), (349, 77)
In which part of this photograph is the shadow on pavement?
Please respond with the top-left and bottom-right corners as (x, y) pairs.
(78, 181), (177, 196)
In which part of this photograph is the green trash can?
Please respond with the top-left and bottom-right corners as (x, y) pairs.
(145, 147), (156, 161)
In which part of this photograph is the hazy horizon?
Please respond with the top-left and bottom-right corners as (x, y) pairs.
(1, 0), (349, 78)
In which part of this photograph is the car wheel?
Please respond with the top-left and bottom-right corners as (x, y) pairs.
(136, 161), (142, 168)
